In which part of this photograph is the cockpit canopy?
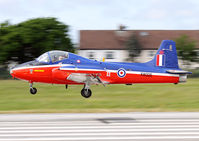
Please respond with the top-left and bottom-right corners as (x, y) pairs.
(37, 51), (69, 63)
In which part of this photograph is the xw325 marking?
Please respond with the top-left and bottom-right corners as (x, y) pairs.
(141, 72), (152, 77)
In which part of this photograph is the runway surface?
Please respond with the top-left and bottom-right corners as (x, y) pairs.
(0, 112), (199, 141)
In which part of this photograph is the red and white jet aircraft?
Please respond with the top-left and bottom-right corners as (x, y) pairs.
(10, 40), (191, 98)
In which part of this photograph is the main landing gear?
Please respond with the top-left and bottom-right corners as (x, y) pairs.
(28, 82), (92, 98)
(81, 84), (92, 98)
(29, 83), (37, 95)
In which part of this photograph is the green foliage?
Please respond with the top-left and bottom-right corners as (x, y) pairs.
(0, 68), (11, 79)
(126, 33), (142, 61)
(175, 35), (198, 63)
(188, 69), (199, 78)
(0, 18), (74, 64)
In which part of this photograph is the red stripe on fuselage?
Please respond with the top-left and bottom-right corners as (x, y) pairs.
(12, 67), (179, 84)
(100, 72), (179, 84)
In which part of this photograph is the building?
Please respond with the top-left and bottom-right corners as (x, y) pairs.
(78, 29), (199, 68)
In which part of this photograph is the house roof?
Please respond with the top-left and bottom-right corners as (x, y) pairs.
(80, 30), (199, 50)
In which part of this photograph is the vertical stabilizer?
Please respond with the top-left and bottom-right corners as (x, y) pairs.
(147, 40), (179, 69)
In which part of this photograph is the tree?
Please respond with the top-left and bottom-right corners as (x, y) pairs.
(0, 18), (74, 65)
(175, 35), (198, 64)
(125, 33), (142, 62)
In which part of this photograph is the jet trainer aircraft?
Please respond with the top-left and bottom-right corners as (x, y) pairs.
(10, 40), (191, 98)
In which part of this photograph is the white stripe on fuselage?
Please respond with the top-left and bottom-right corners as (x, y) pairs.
(12, 64), (179, 77)
(109, 70), (179, 77)
(12, 64), (73, 71)
(61, 68), (179, 77)
(60, 68), (105, 72)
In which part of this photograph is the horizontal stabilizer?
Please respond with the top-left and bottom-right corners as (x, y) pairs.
(166, 70), (192, 74)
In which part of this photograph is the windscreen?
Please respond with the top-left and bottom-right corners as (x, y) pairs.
(36, 52), (50, 63)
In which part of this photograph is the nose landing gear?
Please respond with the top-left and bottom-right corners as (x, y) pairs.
(29, 83), (37, 95)
(30, 87), (37, 95)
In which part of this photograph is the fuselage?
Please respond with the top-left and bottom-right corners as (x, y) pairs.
(10, 51), (180, 85)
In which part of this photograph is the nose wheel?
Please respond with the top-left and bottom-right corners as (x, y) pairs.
(30, 87), (37, 95)
(29, 83), (37, 95)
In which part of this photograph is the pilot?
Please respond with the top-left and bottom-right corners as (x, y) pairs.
(58, 56), (65, 61)
(51, 56), (57, 62)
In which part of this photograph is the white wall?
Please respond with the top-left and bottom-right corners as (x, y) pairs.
(78, 50), (157, 63)
(78, 50), (129, 62)
(135, 50), (156, 63)
(78, 50), (157, 62)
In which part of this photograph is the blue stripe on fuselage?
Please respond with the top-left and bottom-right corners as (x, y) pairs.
(57, 53), (182, 74)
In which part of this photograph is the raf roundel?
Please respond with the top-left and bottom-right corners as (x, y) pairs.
(117, 68), (126, 78)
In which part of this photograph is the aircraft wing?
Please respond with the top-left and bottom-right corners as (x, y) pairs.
(59, 65), (108, 85)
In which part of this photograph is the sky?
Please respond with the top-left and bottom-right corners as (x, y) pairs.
(0, 0), (199, 43)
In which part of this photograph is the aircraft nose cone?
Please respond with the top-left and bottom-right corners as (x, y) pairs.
(10, 68), (13, 74)
(9, 66), (15, 74)
(9, 67), (16, 78)
(9, 65), (20, 77)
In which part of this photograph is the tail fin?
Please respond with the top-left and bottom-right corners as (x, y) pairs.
(147, 40), (179, 69)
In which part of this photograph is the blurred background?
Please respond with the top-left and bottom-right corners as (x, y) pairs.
(0, 0), (199, 113)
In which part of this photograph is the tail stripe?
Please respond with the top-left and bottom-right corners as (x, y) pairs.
(156, 54), (165, 66)
(156, 55), (160, 66)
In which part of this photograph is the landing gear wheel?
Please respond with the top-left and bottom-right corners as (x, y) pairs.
(81, 89), (92, 98)
(65, 85), (68, 89)
(30, 87), (37, 95)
